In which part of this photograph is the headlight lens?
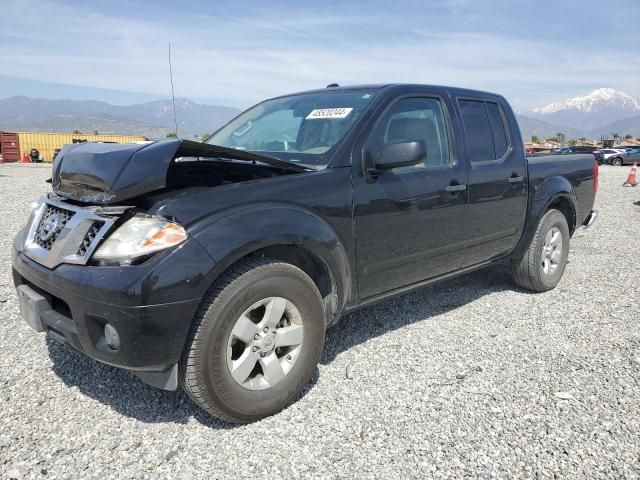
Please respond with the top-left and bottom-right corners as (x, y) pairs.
(92, 216), (187, 265)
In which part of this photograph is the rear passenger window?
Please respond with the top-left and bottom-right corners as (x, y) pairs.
(485, 102), (508, 158)
(458, 99), (510, 162)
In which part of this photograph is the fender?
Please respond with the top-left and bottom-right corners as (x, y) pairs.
(190, 202), (352, 317)
(511, 175), (577, 259)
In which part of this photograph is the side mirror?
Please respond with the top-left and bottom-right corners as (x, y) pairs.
(368, 140), (426, 175)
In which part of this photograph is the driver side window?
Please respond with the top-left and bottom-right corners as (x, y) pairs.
(366, 97), (451, 170)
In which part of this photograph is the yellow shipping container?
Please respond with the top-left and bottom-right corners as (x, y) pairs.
(17, 132), (148, 163)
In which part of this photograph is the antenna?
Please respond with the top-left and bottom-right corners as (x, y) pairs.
(168, 42), (178, 137)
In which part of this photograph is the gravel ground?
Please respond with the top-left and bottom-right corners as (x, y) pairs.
(1, 163), (639, 479)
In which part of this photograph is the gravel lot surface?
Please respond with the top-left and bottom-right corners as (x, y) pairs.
(1, 163), (639, 479)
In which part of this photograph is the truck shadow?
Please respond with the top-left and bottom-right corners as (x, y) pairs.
(45, 338), (239, 429)
(46, 261), (518, 428)
(45, 337), (319, 430)
(321, 261), (517, 365)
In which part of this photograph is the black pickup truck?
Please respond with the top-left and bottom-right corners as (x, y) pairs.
(12, 84), (598, 423)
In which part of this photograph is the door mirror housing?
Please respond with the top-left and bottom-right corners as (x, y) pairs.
(369, 140), (427, 174)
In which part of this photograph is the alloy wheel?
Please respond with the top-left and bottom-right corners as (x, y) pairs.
(226, 297), (304, 390)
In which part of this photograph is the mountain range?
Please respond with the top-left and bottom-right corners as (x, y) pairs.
(0, 96), (240, 138)
(0, 88), (639, 141)
(529, 88), (640, 131)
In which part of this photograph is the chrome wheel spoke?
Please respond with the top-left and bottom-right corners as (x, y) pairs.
(260, 352), (285, 385)
(230, 315), (258, 343)
(541, 227), (563, 276)
(230, 349), (258, 384)
(261, 297), (287, 328)
(275, 324), (304, 347)
(227, 296), (304, 391)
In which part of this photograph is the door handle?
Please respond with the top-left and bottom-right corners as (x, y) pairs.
(445, 184), (467, 193)
(508, 176), (524, 183)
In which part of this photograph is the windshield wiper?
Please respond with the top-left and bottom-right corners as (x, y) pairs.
(176, 140), (314, 173)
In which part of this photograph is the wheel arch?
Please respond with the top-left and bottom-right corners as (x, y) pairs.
(191, 204), (352, 327)
(546, 195), (577, 235)
(511, 175), (578, 259)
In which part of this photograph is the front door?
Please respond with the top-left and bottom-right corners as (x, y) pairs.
(353, 96), (469, 299)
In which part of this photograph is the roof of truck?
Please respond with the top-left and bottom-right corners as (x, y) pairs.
(273, 83), (505, 101)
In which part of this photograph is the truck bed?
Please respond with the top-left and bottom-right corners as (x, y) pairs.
(526, 154), (597, 227)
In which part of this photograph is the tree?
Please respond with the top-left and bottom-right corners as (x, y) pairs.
(555, 132), (566, 144)
(567, 139), (577, 146)
(93, 130), (99, 135)
(612, 133), (620, 140)
(72, 129), (82, 134)
(624, 134), (633, 140)
(166, 132), (178, 138)
(531, 135), (540, 144)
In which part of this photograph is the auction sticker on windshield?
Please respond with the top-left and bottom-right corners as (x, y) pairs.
(306, 108), (353, 119)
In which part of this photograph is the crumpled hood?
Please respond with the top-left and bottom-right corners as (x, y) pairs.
(51, 139), (310, 205)
(52, 140), (182, 204)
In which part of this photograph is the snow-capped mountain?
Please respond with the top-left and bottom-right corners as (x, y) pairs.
(529, 88), (640, 130)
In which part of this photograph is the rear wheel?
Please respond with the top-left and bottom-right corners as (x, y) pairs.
(511, 209), (570, 292)
(612, 157), (623, 166)
(180, 258), (325, 423)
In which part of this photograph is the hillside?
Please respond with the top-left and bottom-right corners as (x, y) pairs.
(515, 114), (585, 141)
(0, 96), (240, 138)
(588, 115), (640, 138)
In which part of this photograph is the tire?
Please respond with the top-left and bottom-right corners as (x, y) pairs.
(180, 257), (325, 423)
(612, 157), (623, 166)
(511, 209), (570, 292)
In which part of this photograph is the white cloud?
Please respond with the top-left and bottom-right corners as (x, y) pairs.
(1, 0), (639, 108)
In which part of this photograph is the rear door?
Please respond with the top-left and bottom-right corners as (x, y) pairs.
(454, 96), (527, 267)
(352, 93), (469, 299)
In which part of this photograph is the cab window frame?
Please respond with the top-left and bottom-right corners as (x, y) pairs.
(360, 94), (455, 175)
(456, 96), (513, 166)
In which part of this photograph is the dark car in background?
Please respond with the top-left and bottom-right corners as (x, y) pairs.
(569, 146), (599, 154)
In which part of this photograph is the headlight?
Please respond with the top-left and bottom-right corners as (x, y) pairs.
(92, 216), (187, 265)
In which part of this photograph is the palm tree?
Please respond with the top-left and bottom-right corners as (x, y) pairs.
(555, 132), (566, 144)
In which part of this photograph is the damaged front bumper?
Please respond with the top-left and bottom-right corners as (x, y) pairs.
(11, 228), (216, 390)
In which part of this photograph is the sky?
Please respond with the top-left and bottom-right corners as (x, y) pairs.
(1, 0), (639, 111)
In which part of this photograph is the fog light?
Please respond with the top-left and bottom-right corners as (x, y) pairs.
(104, 324), (120, 350)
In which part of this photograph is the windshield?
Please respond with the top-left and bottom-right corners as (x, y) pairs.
(207, 89), (377, 167)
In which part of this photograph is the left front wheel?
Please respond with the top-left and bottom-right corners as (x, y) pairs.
(179, 258), (325, 423)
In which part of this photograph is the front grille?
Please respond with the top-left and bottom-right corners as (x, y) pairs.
(76, 221), (105, 256)
(34, 205), (75, 250)
(24, 198), (117, 269)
